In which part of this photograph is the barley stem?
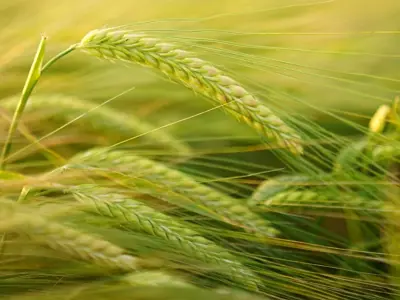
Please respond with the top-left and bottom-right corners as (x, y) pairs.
(0, 36), (47, 170)
(41, 44), (77, 73)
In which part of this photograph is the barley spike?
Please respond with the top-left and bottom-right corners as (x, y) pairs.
(70, 147), (279, 238)
(76, 28), (303, 154)
(0, 198), (138, 271)
(72, 186), (261, 290)
(253, 189), (383, 212)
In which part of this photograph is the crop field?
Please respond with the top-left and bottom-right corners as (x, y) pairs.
(0, 1), (399, 299)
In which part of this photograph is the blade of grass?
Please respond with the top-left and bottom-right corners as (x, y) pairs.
(0, 36), (47, 169)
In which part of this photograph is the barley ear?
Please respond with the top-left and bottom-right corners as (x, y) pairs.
(71, 185), (262, 291)
(70, 147), (279, 238)
(0, 198), (138, 271)
(76, 28), (303, 154)
(253, 189), (383, 213)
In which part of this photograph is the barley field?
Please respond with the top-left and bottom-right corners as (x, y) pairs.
(0, 1), (399, 299)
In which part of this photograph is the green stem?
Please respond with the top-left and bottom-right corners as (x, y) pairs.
(0, 40), (76, 170)
(0, 36), (47, 170)
(41, 44), (77, 73)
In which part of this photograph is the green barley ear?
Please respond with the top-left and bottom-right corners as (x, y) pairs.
(0, 198), (138, 271)
(252, 189), (383, 213)
(71, 185), (261, 290)
(249, 173), (383, 214)
(76, 28), (303, 154)
(70, 147), (279, 238)
(248, 174), (317, 208)
(1, 94), (191, 155)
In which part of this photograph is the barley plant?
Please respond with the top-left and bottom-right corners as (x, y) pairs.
(0, 1), (399, 299)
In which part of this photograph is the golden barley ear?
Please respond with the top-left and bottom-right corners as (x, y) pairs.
(76, 28), (303, 154)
